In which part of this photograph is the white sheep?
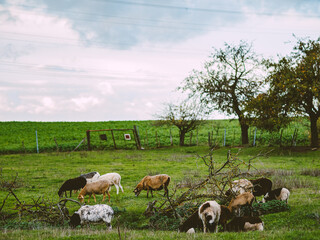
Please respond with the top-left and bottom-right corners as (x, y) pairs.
(69, 204), (114, 229)
(98, 172), (124, 194)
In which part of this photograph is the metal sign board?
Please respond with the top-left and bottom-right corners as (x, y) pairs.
(124, 134), (131, 140)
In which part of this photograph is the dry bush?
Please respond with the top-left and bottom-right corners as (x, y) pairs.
(300, 169), (320, 177)
(272, 176), (318, 190)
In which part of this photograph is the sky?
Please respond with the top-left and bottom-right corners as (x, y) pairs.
(1, 0), (320, 121)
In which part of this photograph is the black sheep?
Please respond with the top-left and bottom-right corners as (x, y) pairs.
(179, 210), (203, 232)
(58, 176), (87, 197)
(226, 216), (264, 232)
(249, 178), (272, 197)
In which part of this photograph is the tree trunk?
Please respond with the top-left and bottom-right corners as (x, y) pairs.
(240, 123), (249, 145)
(310, 115), (319, 147)
(179, 131), (186, 146)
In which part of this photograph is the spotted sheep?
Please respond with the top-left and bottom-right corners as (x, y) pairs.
(262, 187), (290, 203)
(97, 172), (124, 194)
(69, 204), (114, 229)
(133, 174), (170, 198)
(226, 179), (254, 197)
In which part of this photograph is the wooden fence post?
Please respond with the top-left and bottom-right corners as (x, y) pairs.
(86, 130), (91, 151)
(111, 130), (117, 149)
(133, 125), (142, 150)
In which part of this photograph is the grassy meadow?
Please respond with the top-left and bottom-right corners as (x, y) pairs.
(0, 118), (312, 154)
(1, 145), (320, 239)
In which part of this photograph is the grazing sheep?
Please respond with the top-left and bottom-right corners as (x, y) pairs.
(262, 187), (290, 203)
(198, 200), (221, 233)
(58, 176), (87, 197)
(219, 205), (233, 231)
(179, 210), (203, 232)
(226, 179), (253, 197)
(69, 204), (114, 229)
(80, 171), (100, 183)
(249, 177), (272, 197)
(226, 216), (264, 232)
(98, 173), (124, 194)
(78, 180), (110, 203)
(186, 228), (195, 234)
(133, 174), (170, 198)
(228, 192), (255, 217)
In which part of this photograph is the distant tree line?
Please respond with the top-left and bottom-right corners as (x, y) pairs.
(156, 36), (320, 147)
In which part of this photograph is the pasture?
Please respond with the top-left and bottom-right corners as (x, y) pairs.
(1, 145), (320, 239)
(0, 119), (311, 154)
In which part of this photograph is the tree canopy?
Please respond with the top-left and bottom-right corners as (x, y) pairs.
(179, 41), (263, 144)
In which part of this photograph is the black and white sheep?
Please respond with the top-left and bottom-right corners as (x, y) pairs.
(80, 171), (100, 183)
(262, 187), (290, 203)
(226, 216), (264, 232)
(249, 177), (272, 197)
(198, 200), (221, 233)
(69, 204), (114, 229)
(58, 176), (87, 197)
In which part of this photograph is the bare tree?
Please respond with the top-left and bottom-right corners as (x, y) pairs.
(155, 100), (207, 146)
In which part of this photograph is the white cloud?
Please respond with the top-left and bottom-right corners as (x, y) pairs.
(0, 0), (319, 121)
(71, 96), (101, 112)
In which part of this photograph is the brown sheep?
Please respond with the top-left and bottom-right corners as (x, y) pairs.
(228, 192), (255, 217)
(78, 180), (110, 203)
(133, 174), (170, 198)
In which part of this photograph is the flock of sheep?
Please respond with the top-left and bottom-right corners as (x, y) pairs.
(181, 178), (290, 233)
(58, 172), (290, 234)
(58, 172), (170, 228)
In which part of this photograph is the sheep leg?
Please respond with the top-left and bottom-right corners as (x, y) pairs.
(164, 186), (168, 197)
(202, 220), (207, 233)
(115, 184), (119, 195)
(88, 194), (91, 203)
(102, 192), (106, 203)
(107, 191), (110, 202)
(93, 193), (97, 203)
(119, 183), (124, 193)
(69, 190), (72, 197)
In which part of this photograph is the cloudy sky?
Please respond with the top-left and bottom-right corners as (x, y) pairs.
(1, 0), (320, 121)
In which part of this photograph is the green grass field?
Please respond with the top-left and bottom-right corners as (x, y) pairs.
(1, 145), (319, 239)
(0, 119), (312, 154)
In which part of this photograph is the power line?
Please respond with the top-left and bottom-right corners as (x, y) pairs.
(102, 0), (320, 18)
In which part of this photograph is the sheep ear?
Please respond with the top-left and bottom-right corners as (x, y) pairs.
(199, 202), (210, 214)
